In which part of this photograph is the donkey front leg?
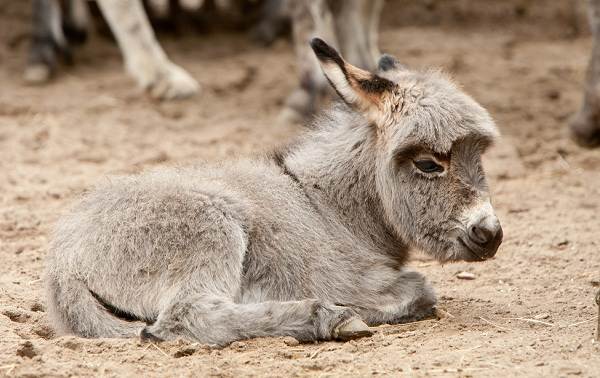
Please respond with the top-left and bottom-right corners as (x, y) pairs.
(349, 269), (437, 326)
(139, 208), (371, 346)
(96, 0), (199, 100)
(142, 294), (372, 346)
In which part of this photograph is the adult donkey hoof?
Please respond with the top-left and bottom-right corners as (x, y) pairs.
(128, 59), (200, 101)
(333, 317), (373, 341)
(148, 62), (200, 101)
(23, 64), (52, 85)
(569, 111), (600, 148)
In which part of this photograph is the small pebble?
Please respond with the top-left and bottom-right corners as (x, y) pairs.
(282, 336), (300, 346)
(534, 313), (549, 320)
(591, 279), (600, 287)
(173, 346), (197, 358)
(30, 302), (45, 312)
(16, 341), (38, 358)
(546, 89), (560, 100)
(230, 341), (247, 350)
(456, 271), (476, 280)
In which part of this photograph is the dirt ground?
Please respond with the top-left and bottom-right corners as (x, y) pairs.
(1, 1), (599, 377)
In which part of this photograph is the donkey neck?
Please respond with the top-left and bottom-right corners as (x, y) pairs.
(284, 107), (407, 258)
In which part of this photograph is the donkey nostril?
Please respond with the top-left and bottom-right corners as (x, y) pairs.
(465, 215), (503, 258)
(469, 225), (493, 245)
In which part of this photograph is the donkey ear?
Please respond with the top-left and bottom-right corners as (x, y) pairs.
(310, 38), (395, 114)
(377, 54), (406, 72)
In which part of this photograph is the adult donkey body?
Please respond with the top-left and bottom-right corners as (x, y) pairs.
(46, 39), (503, 346)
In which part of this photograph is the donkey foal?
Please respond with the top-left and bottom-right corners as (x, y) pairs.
(46, 39), (503, 346)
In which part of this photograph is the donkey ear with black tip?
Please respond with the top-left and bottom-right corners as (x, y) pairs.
(310, 38), (396, 118)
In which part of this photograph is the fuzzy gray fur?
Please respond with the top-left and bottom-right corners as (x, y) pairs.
(46, 40), (502, 346)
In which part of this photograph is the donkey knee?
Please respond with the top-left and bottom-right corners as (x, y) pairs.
(397, 270), (437, 321)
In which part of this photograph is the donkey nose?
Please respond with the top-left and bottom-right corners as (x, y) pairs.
(467, 216), (503, 257)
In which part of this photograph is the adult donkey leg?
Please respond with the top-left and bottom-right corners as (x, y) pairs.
(24, 0), (68, 84)
(331, 0), (383, 72)
(570, 0), (600, 147)
(96, 0), (199, 100)
(62, 0), (90, 45)
(363, 0), (384, 68)
(281, 0), (338, 122)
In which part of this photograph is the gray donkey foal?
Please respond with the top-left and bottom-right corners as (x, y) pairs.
(46, 39), (503, 346)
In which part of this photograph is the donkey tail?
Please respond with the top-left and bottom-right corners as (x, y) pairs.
(46, 275), (143, 338)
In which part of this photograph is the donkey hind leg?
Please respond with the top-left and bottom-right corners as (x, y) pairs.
(363, 0), (384, 67)
(331, 0), (374, 71)
(142, 294), (372, 346)
(352, 270), (437, 327)
(281, 0), (338, 123)
(331, 0), (383, 72)
(25, 0), (68, 84)
(95, 0), (199, 100)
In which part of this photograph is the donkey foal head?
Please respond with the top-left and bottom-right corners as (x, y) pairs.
(311, 38), (503, 263)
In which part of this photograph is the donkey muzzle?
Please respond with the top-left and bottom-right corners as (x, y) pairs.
(460, 201), (503, 261)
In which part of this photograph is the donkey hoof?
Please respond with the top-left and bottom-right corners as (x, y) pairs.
(140, 327), (163, 342)
(333, 317), (373, 341)
(569, 111), (600, 148)
(24, 64), (52, 85)
(148, 63), (200, 101)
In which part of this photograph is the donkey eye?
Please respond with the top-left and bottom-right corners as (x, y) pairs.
(413, 159), (444, 174)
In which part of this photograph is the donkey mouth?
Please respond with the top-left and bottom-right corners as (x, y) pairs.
(457, 237), (487, 262)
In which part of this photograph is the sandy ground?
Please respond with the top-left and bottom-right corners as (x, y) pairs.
(1, 1), (599, 377)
